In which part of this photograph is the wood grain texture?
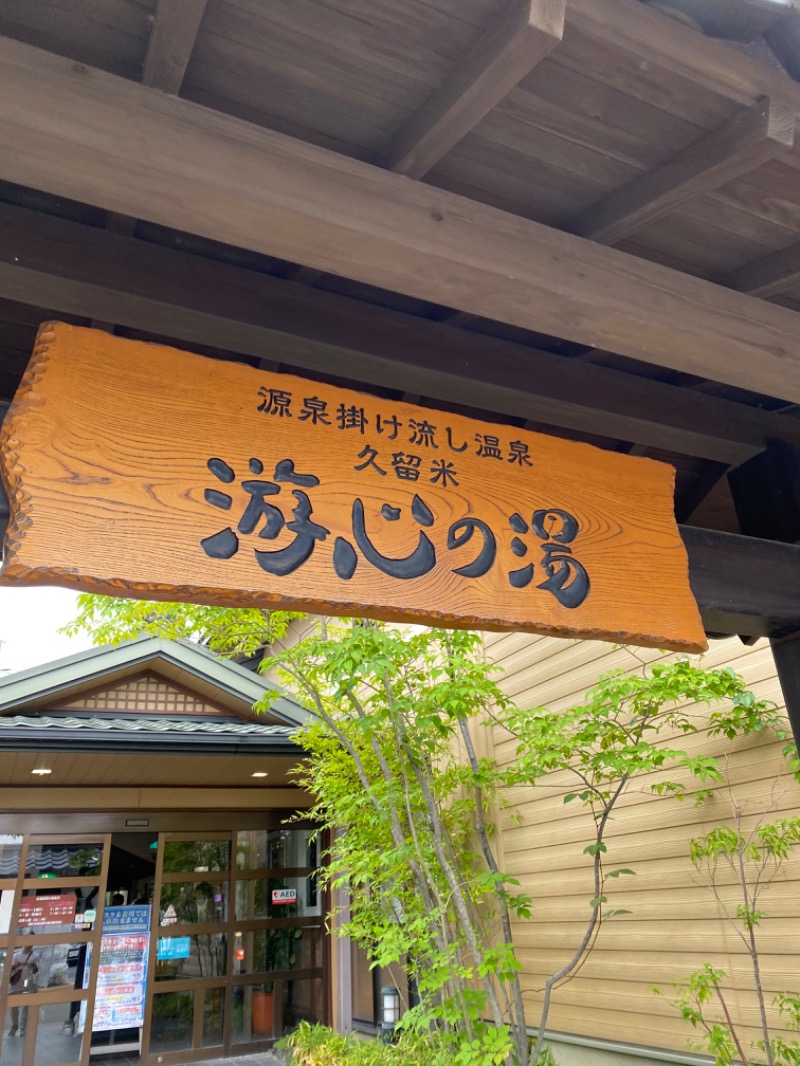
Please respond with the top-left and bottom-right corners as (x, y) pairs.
(4, 41), (800, 401)
(5, 202), (800, 467)
(0, 324), (705, 652)
(566, 0), (800, 113)
(383, 0), (564, 178)
(571, 97), (796, 245)
(142, 0), (208, 94)
(727, 238), (800, 297)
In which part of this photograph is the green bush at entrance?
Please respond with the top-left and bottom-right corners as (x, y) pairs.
(277, 1021), (453, 1065)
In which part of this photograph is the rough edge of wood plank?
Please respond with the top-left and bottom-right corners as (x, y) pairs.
(0, 328), (50, 570)
(0, 378), (797, 641)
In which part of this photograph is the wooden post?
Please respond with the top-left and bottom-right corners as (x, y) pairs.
(768, 633), (800, 755)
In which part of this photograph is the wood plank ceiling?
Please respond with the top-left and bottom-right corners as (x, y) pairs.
(2, 0), (800, 538)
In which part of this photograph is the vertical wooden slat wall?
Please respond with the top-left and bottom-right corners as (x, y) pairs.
(481, 633), (800, 1053)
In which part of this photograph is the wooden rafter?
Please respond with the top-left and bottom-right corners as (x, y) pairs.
(383, 0), (564, 179)
(4, 41), (800, 403)
(4, 202), (800, 466)
(142, 0), (208, 94)
(727, 241), (800, 299)
(295, 0), (564, 284)
(570, 97), (796, 245)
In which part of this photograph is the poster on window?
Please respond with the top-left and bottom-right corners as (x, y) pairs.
(79, 905), (151, 1033)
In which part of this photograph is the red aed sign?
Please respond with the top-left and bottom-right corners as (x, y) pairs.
(271, 888), (297, 905)
(19, 893), (77, 926)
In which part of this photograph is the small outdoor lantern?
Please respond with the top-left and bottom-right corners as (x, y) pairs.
(380, 985), (402, 1043)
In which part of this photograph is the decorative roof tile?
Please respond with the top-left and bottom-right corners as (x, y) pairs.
(2, 714), (295, 737)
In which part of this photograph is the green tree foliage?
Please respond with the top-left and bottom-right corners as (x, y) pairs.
(262, 622), (784, 1066)
(657, 794), (800, 1066)
(63, 594), (300, 658)
(68, 596), (789, 1066)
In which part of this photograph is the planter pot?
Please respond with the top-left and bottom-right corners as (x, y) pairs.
(252, 989), (274, 1035)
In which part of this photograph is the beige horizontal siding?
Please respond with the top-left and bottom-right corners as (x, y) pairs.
(482, 632), (800, 1054)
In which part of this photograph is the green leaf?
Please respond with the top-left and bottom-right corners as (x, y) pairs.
(584, 841), (608, 856)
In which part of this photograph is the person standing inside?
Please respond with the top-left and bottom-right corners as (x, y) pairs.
(8, 944), (38, 1035)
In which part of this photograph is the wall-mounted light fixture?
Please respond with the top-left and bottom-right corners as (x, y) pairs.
(380, 985), (402, 1043)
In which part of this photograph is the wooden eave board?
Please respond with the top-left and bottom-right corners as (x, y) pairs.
(180, 0), (501, 158)
(616, 215), (778, 279)
(549, 22), (740, 131)
(0, 0), (153, 81)
(429, 88), (800, 274)
(0, 750), (299, 788)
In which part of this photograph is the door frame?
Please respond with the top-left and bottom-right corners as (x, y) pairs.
(0, 831), (111, 1066)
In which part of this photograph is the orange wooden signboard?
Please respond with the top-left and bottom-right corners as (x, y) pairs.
(0, 323), (706, 652)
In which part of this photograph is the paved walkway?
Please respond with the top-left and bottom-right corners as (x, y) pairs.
(169, 1056), (284, 1066)
(91, 1055), (284, 1066)
(93, 1056), (285, 1066)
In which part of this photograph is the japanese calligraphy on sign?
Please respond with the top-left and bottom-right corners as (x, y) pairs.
(0, 324), (706, 652)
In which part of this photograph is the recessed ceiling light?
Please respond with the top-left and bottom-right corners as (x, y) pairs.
(251, 771), (268, 778)
(31, 767), (52, 776)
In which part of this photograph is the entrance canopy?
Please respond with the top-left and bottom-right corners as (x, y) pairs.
(3, 2), (800, 710)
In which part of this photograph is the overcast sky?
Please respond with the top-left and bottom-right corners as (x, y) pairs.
(0, 586), (95, 675)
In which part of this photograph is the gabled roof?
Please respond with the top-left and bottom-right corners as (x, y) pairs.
(0, 636), (311, 729)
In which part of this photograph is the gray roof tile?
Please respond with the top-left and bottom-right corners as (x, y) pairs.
(2, 714), (295, 737)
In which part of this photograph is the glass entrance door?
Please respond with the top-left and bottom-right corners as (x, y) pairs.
(142, 822), (327, 1065)
(0, 834), (110, 1066)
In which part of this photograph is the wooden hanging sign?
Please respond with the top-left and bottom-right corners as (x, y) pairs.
(0, 323), (706, 652)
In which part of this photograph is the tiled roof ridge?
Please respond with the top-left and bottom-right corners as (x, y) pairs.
(2, 713), (295, 736)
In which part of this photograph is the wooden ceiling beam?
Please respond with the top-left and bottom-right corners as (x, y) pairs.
(142, 0), (208, 94)
(727, 240), (800, 299)
(2, 203), (797, 466)
(5, 41), (800, 402)
(571, 97), (795, 245)
(383, 0), (564, 179)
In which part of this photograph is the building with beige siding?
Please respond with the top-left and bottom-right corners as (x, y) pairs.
(481, 632), (800, 1066)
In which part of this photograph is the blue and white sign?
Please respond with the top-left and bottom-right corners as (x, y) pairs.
(102, 905), (151, 934)
(157, 936), (191, 960)
(79, 905), (151, 1034)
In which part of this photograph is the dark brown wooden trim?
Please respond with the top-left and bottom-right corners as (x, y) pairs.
(383, 0), (564, 178)
(674, 462), (729, 524)
(682, 525), (800, 639)
(769, 632), (800, 753)
(570, 97), (795, 245)
(4, 41), (800, 401)
(1, 205), (796, 467)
